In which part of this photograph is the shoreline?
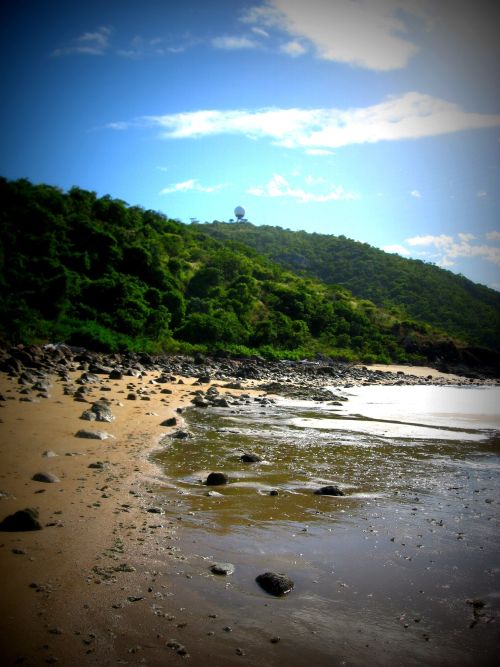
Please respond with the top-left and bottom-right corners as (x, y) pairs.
(0, 347), (498, 665)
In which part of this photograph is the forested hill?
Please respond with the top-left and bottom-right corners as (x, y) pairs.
(0, 177), (497, 371)
(194, 222), (500, 351)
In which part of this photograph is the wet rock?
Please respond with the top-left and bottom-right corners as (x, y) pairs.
(170, 429), (193, 440)
(314, 485), (345, 496)
(269, 489), (279, 496)
(206, 472), (229, 486)
(256, 572), (294, 596)
(161, 417), (177, 427)
(75, 429), (113, 440)
(0, 508), (42, 531)
(211, 562), (235, 575)
(241, 453), (262, 463)
(32, 472), (60, 483)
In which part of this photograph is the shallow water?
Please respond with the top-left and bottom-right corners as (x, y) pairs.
(155, 385), (500, 665)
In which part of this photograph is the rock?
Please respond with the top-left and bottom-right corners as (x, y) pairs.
(314, 485), (345, 496)
(80, 410), (97, 421)
(256, 572), (294, 596)
(32, 472), (60, 483)
(269, 490), (279, 496)
(42, 450), (58, 458)
(241, 453), (262, 463)
(211, 562), (235, 576)
(109, 369), (123, 380)
(127, 392), (137, 400)
(170, 430), (193, 439)
(192, 396), (209, 408)
(91, 401), (115, 423)
(0, 508), (42, 531)
(88, 462), (106, 469)
(75, 429), (112, 440)
(206, 472), (229, 486)
(160, 417), (177, 427)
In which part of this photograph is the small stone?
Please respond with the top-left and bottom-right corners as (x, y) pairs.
(42, 451), (58, 458)
(75, 429), (112, 440)
(88, 462), (106, 469)
(256, 572), (294, 596)
(0, 508), (42, 531)
(314, 485), (345, 496)
(160, 417), (177, 427)
(32, 472), (60, 484)
(241, 453), (262, 463)
(211, 562), (235, 576)
(206, 472), (228, 486)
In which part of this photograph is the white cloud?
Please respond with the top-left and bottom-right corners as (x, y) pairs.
(305, 148), (333, 155)
(138, 93), (500, 152)
(477, 190), (488, 198)
(280, 40), (307, 57)
(410, 189), (422, 198)
(242, 0), (420, 71)
(406, 234), (453, 248)
(159, 179), (227, 195)
(251, 26), (270, 38)
(247, 173), (357, 202)
(53, 26), (112, 56)
(382, 244), (411, 256)
(405, 233), (500, 268)
(211, 35), (258, 50)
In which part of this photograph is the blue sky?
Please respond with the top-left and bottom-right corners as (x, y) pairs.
(1, 0), (500, 289)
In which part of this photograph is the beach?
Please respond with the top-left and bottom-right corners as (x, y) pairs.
(0, 350), (498, 665)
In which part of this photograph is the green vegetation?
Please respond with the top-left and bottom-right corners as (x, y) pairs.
(0, 177), (489, 363)
(195, 221), (500, 351)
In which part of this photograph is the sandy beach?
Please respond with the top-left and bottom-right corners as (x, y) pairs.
(0, 356), (498, 666)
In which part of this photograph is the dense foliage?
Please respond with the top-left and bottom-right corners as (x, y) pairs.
(195, 222), (500, 351)
(0, 177), (476, 362)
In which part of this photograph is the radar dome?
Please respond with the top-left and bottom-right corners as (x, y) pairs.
(234, 206), (245, 220)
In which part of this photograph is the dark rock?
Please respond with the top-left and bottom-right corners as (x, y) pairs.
(32, 472), (60, 483)
(256, 572), (294, 596)
(109, 369), (123, 380)
(170, 429), (193, 439)
(269, 490), (279, 496)
(241, 453), (262, 463)
(211, 562), (235, 575)
(206, 472), (229, 486)
(314, 485), (345, 496)
(160, 417), (177, 427)
(80, 410), (97, 421)
(197, 374), (211, 383)
(88, 462), (106, 469)
(0, 508), (42, 531)
(127, 393), (137, 400)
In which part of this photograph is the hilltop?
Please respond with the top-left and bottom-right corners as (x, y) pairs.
(1, 177), (498, 374)
(193, 221), (500, 352)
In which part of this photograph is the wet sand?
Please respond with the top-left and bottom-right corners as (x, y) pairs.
(0, 364), (498, 665)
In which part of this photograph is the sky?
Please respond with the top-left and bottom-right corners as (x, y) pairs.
(1, 0), (500, 290)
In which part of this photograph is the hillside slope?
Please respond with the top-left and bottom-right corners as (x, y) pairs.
(193, 222), (500, 351)
(1, 177), (496, 371)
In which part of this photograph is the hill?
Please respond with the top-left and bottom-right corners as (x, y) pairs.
(0, 177), (497, 372)
(193, 221), (500, 352)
